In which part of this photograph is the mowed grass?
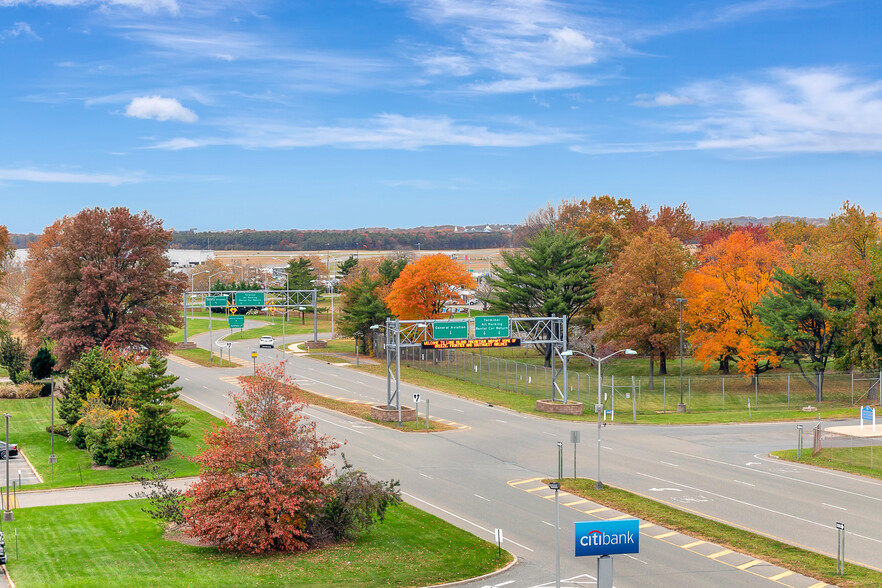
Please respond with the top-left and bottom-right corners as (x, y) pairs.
(7, 499), (511, 588)
(224, 317), (332, 341)
(555, 478), (880, 588)
(774, 447), (882, 481)
(171, 347), (237, 368)
(3, 398), (221, 490)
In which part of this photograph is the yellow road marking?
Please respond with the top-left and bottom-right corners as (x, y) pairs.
(681, 540), (705, 549)
(769, 571), (794, 581)
(807, 583), (829, 588)
(524, 486), (549, 493)
(639, 522), (654, 529)
(510, 478), (543, 486)
(737, 559), (764, 570)
(562, 499), (589, 506)
(652, 531), (678, 539)
(708, 549), (732, 559)
(608, 514), (632, 520)
(581, 507), (609, 514)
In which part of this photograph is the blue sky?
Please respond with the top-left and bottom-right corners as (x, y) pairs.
(2, 0), (881, 233)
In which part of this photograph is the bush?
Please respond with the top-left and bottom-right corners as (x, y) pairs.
(46, 423), (70, 437)
(14, 383), (41, 399)
(0, 386), (16, 399)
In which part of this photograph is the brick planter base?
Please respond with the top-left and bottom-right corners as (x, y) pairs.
(174, 342), (197, 350)
(536, 399), (583, 415)
(304, 340), (328, 350)
(370, 405), (417, 422)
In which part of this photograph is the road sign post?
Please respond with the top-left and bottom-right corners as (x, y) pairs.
(861, 405), (875, 432)
(494, 528), (503, 556)
(797, 424), (804, 460)
(570, 430), (580, 478)
(836, 521), (845, 575)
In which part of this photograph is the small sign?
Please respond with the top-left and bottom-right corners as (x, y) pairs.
(574, 519), (640, 556)
(625, 393), (631, 399)
(228, 315), (245, 328)
(570, 430), (580, 444)
(229, 307), (238, 314)
(205, 296), (228, 307)
(413, 393), (421, 403)
(836, 522), (845, 531)
(494, 528), (503, 544)
(474, 315), (510, 338)
(861, 406), (876, 431)
(235, 291), (265, 306)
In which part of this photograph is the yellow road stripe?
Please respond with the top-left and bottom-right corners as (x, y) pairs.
(608, 514), (632, 520)
(524, 486), (549, 493)
(769, 571), (794, 581)
(652, 531), (678, 539)
(708, 549), (732, 559)
(681, 540), (704, 549)
(510, 478), (543, 486)
(562, 499), (589, 506)
(806, 583), (828, 588)
(582, 507), (609, 514)
(639, 523), (654, 529)
(736, 559), (764, 570)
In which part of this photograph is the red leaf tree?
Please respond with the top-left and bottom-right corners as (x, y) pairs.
(22, 207), (185, 367)
(184, 363), (340, 553)
(384, 253), (476, 319)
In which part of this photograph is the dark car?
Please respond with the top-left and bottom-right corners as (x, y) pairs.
(0, 443), (18, 460)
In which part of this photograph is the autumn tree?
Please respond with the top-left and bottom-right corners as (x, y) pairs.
(597, 227), (693, 386)
(22, 207), (185, 368)
(184, 363), (340, 553)
(286, 257), (319, 290)
(557, 195), (636, 257)
(698, 221), (769, 249)
(628, 203), (701, 245)
(384, 254), (476, 320)
(680, 231), (785, 375)
(767, 219), (821, 249)
(337, 259), (393, 350)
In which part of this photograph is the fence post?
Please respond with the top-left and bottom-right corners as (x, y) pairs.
(722, 377), (725, 411)
(611, 375), (615, 421)
(632, 376), (637, 422)
(755, 375), (758, 406)
(851, 370), (854, 405)
(663, 377), (666, 412)
(787, 373), (790, 408)
(688, 376), (691, 411)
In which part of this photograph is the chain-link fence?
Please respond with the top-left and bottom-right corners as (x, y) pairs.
(813, 424), (882, 470)
(398, 347), (882, 414)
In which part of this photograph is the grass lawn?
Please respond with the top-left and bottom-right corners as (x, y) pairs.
(773, 448), (882, 481)
(352, 363), (857, 425)
(224, 318), (332, 341)
(171, 348), (236, 368)
(555, 478), (879, 588)
(4, 398), (221, 490)
(7, 500), (511, 588)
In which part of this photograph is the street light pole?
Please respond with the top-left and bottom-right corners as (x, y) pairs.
(208, 271), (225, 364)
(677, 298), (687, 413)
(3, 413), (12, 522)
(548, 480), (561, 588)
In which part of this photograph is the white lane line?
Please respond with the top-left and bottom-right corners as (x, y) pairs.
(401, 492), (534, 552)
(451, 408), (465, 413)
(756, 452), (882, 487)
(495, 581), (515, 587)
(733, 480), (755, 487)
(672, 450), (882, 503)
(356, 381), (368, 385)
(822, 503), (847, 511)
(637, 472), (882, 545)
(304, 412), (364, 436)
(372, 454), (385, 461)
(495, 419), (507, 423)
(542, 520), (554, 527)
(419, 473), (434, 480)
(625, 554), (649, 564)
(474, 494), (491, 502)
(542, 432), (557, 437)
(659, 461), (679, 467)
(178, 393), (226, 419)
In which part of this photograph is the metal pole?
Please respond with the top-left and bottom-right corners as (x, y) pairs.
(677, 298), (686, 412)
(385, 319), (392, 408)
(49, 380), (56, 465)
(597, 358), (603, 490)
(312, 289), (318, 342)
(355, 333), (359, 367)
(182, 292), (188, 343)
(426, 398), (429, 431)
(557, 441), (563, 480)
(3, 413), (12, 522)
(548, 481), (561, 588)
(396, 320), (402, 428)
(632, 375), (637, 422)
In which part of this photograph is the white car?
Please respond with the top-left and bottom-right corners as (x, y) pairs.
(259, 336), (275, 348)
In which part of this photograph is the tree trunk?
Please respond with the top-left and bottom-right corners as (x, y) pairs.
(543, 343), (552, 368)
(816, 370), (824, 402)
(719, 357), (730, 374)
(648, 354), (655, 390)
(659, 350), (668, 375)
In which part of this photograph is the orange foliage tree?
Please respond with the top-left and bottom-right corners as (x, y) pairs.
(680, 231), (785, 375)
(384, 254), (476, 319)
(184, 363), (340, 553)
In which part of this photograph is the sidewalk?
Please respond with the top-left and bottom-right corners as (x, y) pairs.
(17, 477), (197, 508)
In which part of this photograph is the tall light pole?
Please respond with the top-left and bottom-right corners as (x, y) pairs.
(190, 269), (209, 320)
(561, 348), (636, 490)
(3, 413), (12, 522)
(208, 271), (225, 363)
(677, 298), (687, 413)
(35, 379), (57, 467)
(548, 480), (561, 588)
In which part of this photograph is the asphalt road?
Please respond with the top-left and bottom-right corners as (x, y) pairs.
(163, 328), (872, 587)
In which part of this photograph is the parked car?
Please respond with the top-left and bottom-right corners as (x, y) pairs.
(0, 443), (18, 460)
(259, 336), (275, 349)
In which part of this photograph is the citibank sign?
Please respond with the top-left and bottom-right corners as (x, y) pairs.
(574, 519), (640, 556)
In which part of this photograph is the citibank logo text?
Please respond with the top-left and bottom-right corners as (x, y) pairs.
(574, 519), (640, 556)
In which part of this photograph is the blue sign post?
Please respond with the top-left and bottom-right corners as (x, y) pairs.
(861, 405), (876, 432)
(574, 519), (640, 557)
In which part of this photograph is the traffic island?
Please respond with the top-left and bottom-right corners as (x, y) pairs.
(536, 399), (583, 415)
(370, 405), (417, 422)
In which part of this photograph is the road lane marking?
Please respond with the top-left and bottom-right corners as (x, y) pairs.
(419, 473), (433, 479)
(542, 520), (554, 527)
(822, 503), (846, 511)
(659, 461), (679, 467)
(372, 454), (385, 461)
(402, 491), (534, 552)
(769, 571), (794, 581)
(474, 494), (490, 502)
(737, 559), (764, 570)
(304, 412), (364, 435)
(524, 485), (549, 493)
(582, 507), (609, 514)
(178, 393), (226, 418)
(510, 478), (543, 486)
(682, 540), (704, 549)
(733, 480), (755, 487)
(562, 499), (589, 506)
(639, 523), (654, 529)
(451, 408), (465, 413)
(542, 432), (556, 437)
(708, 549), (732, 559)
(495, 419), (507, 423)
(652, 531), (678, 539)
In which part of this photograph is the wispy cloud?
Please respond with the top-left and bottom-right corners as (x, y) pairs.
(125, 95), (198, 122)
(0, 168), (141, 185)
(1, 21), (41, 40)
(147, 113), (573, 150)
(586, 68), (882, 154)
(0, 0), (179, 14)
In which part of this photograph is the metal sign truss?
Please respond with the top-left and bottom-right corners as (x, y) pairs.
(182, 289), (319, 343)
(382, 316), (571, 416)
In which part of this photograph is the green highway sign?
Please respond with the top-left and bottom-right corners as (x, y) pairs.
(205, 296), (228, 308)
(235, 291), (265, 306)
(475, 315), (509, 338)
(228, 315), (245, 328)
(433, 321), (468, 340)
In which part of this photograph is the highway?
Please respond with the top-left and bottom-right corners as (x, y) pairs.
(169, 330), (865, 587)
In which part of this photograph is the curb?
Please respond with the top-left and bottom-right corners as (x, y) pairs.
(423, 554), (518, 587)
(17, 450), (43, 484)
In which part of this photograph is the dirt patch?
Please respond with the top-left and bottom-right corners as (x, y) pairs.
(163, 525), (213, 547)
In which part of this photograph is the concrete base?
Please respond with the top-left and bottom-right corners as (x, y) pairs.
(536, 399), (583, 415)
(304, 340), (328, 350)
(676, 403), (687, 413)
(370, 405), (417, 422)
(174, 342), (197, 350)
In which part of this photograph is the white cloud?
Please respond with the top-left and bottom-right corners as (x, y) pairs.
(1, 22), (41, 40)
(593, 68), (882, 154)
(125, 95), (198, 123)
(147, 113), (572, 151)
(0, 168), (140, 185)
(0, 0), (178, 14)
